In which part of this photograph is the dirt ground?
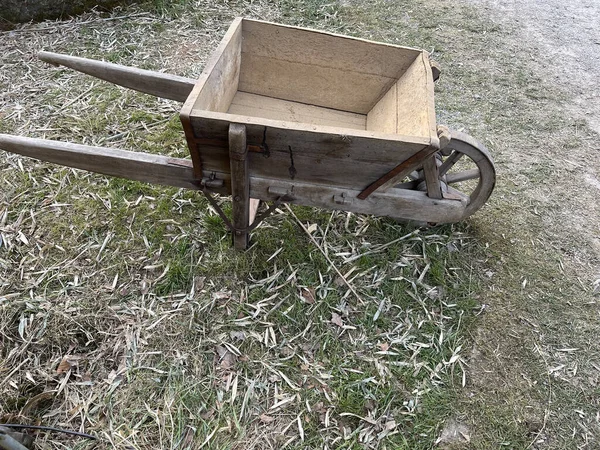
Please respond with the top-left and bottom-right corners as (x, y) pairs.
(452, 0), (600, 447)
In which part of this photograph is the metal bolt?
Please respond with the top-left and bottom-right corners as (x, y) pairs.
(234, 195), (241, 201)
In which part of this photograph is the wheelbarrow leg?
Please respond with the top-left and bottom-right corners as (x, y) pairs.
(422, 155), (443, 199)
(229, 123), (251, 250)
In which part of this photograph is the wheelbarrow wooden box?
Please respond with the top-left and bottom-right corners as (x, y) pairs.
(181, 18), (439, 192)
(0, 18), (495, 250)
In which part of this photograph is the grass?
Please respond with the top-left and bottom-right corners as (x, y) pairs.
(1, 0), (599, 449)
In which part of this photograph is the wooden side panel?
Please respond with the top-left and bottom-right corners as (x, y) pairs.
(180, 18), (243, 177)
(396, 52), (434, 139)
(228, 92), (367, 130)
(187, 113), (428, 190)
(193, 23), (243, 112)
(366, 83), (397, 134)
(239, 19), (421, 114)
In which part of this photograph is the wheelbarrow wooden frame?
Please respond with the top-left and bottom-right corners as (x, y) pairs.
(0, 18), (496, 250)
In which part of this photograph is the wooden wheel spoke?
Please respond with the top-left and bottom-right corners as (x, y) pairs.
(446, 168), (480, 184)
(439, 150), (464, 177)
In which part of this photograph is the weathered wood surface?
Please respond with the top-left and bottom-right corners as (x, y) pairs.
(395, 53), (437, 139)
(422, 154), (443, 199)
(260, 178), (465, 223)
(228, 124), (250, 250)
(228, 92), (367, 130)
(357, 145), (438, 199)
(366, 52), (436, 139)
(186, 113), (431, 190)
(0, 134), (466, 223)
(180, 17), (243, 177)
(0, 134), (200, 190)
(239, 19), (422, 114)
(38, 51), (195, 102)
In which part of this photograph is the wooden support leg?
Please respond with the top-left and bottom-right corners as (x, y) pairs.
(229, 123), (250, 250)
(422, 155), (443, 200)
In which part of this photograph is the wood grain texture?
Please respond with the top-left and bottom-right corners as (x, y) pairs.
(239, 19), (422, 114)
(357, 145), (437, 199)
(0, 134), (200, 190)
(180, 17), (244, 177)
(0, 133), (467, 223)
(395, 52), (434, 139)
(187, 112), (429, 189)
(192, 22), (242, 113)
(366, 82), (397, 133)
(255, 178), (465, 223)
(38, 51), (195, 102)
(228, 92), (366, 130)
(229, 123), (250, 250)
(422, 155), (443, 199)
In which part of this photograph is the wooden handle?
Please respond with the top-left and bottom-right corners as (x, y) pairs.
(38, 51), (196, 102)
(0, 134), (201, 190)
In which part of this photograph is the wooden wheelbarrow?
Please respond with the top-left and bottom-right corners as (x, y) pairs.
(0, 18), (495, 250)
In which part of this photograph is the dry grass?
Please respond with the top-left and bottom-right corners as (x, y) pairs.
(0, 2), (487, 449)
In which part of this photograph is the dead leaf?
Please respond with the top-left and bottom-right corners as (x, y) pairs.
(216, 345), (236, 370)
(20, 391), (54, 416)
(301, 287), (316, 304)
(331, 312), (344, 327)
(180, 427), (196, 448)
(384, 420), (396, 431)
(201, 408), (215, 420)
(378, 342), (390, 352)
(56, 355), (82, 374)
(140, 279), (150, 295)
(260, 413), (275, 423)
(334, 277), (345, 287)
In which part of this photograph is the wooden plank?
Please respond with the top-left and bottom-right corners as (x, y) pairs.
(241, 19), (421, 79)
(188, 112), (430, 162)
(422, 155), (443, 199)
(38, 51), (195, 102)
(366, 83), (397, 133)
(0, 134), (200, 190)
(192, 23), (242, 113)
(196, 141), (400, 189)
(254, 178), (466, 223)
(239, 19), (423, 114)
(395, 52), (434, 139)
(228, 92), (366, 130)
(229, 124), (250, 250)
(238, 53), (397, 114)
(180, 17), (244, 177)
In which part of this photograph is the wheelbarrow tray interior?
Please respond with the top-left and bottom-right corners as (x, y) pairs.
(180, 18), (440, 193)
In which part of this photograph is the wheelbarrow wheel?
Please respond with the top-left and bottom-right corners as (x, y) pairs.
(403, 130), (496, 221)
(437, 130), (496, 219)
